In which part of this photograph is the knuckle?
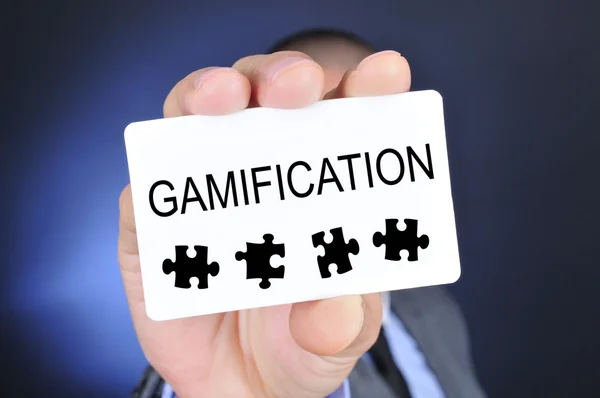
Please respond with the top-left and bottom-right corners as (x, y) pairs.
(162, 68), (202, 117)
(163, 81), (181, 117)
(119, 185), (138, 235)
(271, 50), (311, 59)
(232, 54), (261, 70)
(119, 185), (132, 215)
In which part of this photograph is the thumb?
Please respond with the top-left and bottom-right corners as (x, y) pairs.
(289, 293), (383, 360)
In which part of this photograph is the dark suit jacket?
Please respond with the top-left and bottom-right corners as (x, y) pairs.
(349, 286), (486, 397)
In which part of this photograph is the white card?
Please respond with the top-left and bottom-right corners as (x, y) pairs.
(124, 90), (461, 321)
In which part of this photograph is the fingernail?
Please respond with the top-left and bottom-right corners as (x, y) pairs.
(357, 50), (402, 71)
(266, 57), (314, 82)
(193, 67), (222, 90)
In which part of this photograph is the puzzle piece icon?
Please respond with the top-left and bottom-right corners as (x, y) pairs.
(235, 234), (285, 289)
(373, 218), (429, 261)
(312, 227), (360, 278)
(163, 245), (220, 289)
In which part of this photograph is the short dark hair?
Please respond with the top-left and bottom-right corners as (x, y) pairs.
(267, 27), (376, 54)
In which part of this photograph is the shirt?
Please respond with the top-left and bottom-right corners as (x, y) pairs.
(162, 292), (445, 397)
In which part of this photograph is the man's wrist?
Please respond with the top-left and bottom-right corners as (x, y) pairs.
(159, 378), (351, 398)
(133, 364), (351, 398)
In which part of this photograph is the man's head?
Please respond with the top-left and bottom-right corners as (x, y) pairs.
(268, 28), (378, 93)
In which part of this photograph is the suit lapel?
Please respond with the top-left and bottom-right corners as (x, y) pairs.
(348, 356), (398, 398)
(390, 287), (482, 398)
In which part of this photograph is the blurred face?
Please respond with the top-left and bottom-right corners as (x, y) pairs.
(278, 36), (375, 94)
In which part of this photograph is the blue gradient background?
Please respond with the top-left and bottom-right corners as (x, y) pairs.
(3, 1), (599, 397)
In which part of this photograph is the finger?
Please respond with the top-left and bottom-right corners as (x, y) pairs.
(118, 185), (224, 390)
(232, 51), (324, 109)
(289, 293), (383, 359)
(117, 184), (146, 307)
(118, 184), (138, 272)
(163, 67), (251, 117)
(324, 50), (411, 99)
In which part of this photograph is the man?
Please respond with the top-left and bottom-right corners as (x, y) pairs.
(121, 28), (486, 398)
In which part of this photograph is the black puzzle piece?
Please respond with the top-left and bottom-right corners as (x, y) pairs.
(163, 245), (220, 289)
(235, 234), (285, 289)
(373, 218), (429, 261)
(312, 227), (360, 278)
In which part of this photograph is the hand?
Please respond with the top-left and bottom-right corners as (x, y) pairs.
(119, 49), (411, 398)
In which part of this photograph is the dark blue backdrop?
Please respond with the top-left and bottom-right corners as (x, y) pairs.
(3, 1), (599, 397)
